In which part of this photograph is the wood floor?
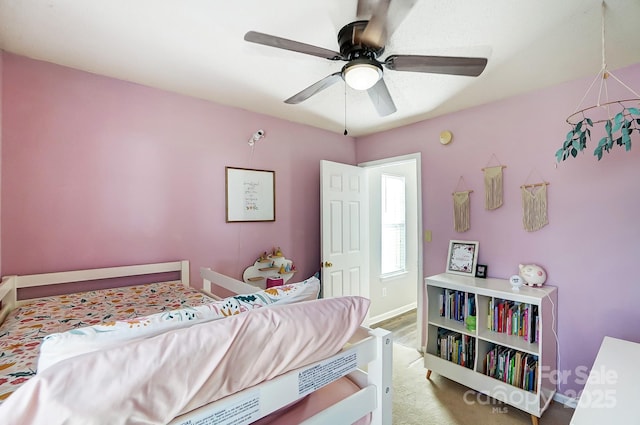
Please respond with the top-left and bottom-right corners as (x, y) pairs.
(371, 309), (418, 348)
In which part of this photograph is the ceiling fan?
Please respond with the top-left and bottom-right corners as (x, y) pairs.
(244, 0), (488, 117)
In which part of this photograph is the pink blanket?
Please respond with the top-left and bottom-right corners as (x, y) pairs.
(0, 296), (369, 425)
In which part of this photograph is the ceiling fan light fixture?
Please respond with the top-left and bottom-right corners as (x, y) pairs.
(343, 61), (382, 91)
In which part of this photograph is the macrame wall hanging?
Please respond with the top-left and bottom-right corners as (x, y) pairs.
(452, 177), (473, 233)
(521, 169), (550, 232)
(481, 155), (506, 210)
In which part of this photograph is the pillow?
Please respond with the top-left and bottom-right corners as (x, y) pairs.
(3, 296), (370, 425)
(37, 276), (320, 372)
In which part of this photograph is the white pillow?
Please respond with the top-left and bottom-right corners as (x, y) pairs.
(37, 276), (320, 371)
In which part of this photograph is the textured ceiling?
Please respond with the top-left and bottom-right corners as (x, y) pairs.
(1, 0), (639, 136)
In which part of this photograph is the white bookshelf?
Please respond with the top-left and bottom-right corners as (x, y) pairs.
(424, 273), (557, 425)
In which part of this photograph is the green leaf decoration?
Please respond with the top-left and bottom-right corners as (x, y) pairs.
(575, 121), (583, 132)
(572, 140), (580, 150)
(597, 136), (608, 148)
(612, 119), (622, 132)
(565, 130), (574, 142)
(557, 110), (638, 162)
(595, 145), (603, 160)
(623, 131), (631, 150)
(614, 112), (624, 125)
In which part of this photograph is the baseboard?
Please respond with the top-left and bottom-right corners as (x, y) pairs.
(553, 392), (578, 409)
(366, 302), (417, 327)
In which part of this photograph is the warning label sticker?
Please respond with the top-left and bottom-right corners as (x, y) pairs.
(298, 349), (358, 396)
(176, 390), (260, 425)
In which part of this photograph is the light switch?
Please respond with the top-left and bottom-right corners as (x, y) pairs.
(424, 230), (432, 242)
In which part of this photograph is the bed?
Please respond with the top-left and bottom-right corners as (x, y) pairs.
(0, 260), (392, 424)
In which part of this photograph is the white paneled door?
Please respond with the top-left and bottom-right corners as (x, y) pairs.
(320, 160), (370, 299)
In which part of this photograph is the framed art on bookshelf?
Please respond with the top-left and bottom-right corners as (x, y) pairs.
(475, 264), (488, 278)
(446, 240), (479, 276)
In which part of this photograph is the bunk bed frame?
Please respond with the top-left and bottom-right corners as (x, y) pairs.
(0, 261), (392, 424)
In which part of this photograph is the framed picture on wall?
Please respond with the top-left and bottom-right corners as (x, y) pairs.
(225, 167), (275, 222)
(446, 240), (479, 276)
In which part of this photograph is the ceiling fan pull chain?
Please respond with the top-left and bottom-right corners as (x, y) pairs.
(344, 82), (348, 136)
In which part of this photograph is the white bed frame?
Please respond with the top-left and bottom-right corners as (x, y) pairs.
(0, 260), (190, 324)
(0, 261), (392, 425)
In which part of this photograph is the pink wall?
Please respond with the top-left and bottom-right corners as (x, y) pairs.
(1, 53), (356, 284)
(356, 61), (640, 396)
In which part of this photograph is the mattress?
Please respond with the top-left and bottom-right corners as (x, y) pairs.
(0, 281), (215, 403)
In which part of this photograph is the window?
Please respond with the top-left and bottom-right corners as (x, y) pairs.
(381, 174), (406, 276)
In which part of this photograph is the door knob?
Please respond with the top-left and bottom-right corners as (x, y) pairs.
(324, 261), (333, 268)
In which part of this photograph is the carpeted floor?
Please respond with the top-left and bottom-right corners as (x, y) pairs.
(392, 343), (575, 425)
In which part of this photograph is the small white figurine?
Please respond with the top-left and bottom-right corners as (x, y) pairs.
(509, 275), (524, 291)
(518, 264), (547, 287)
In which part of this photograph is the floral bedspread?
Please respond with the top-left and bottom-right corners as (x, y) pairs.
(0, 282), (214, 403)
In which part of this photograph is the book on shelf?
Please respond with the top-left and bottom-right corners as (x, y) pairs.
(436, 328), (475, 370)
(530, 304), (539, 343)
(439, 289), (469, 323)
(487, 299), (539, 344)
(467, 293), (476, 317)
(484, 345), (538, 392)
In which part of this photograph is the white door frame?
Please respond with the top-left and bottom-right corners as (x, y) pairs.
(359, 153), (423, 351)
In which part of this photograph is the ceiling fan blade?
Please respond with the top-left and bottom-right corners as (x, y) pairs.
(285, 72), (343, 104)
(367, 78), (397, 116)
(356, 0), (375, 18)
(360, 0), (390, 48)
(244, 31), (343, 61)
(361, 0), (417, 48)
(385, 55), (488, 77)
